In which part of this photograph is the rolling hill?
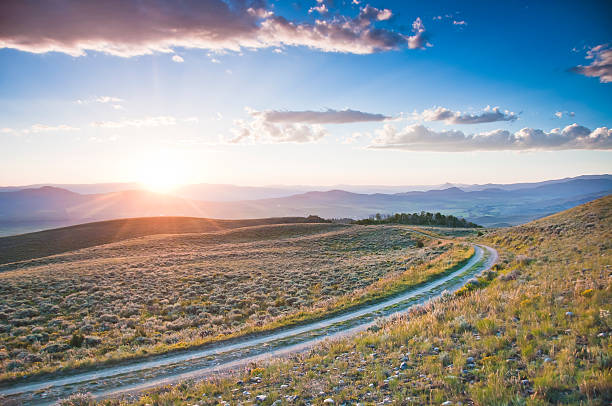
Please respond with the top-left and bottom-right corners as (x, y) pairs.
(0, 215), (328, 265)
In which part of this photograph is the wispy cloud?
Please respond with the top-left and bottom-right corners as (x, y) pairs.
(90, 116), (196, 128)
(3, 124), (80, 135)
(415, 106), (518, 124)
(309, 2), (328, 15)
(0, 1), (427, 57)
(29, 124), (80, 133)
(172, 55), (184, 63)
(555, 111), (575, 119)
(570, 44), (612, 83)
(76, 96), (123, 105)
(370, 123), (612, 151)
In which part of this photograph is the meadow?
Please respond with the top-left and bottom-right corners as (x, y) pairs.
(98, 196), (611, 405)
(0, 222), (470, 382)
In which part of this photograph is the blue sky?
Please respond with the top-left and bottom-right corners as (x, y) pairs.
(0, 0), (610, 188)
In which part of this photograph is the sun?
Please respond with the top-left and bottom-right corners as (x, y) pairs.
(133, 151), (187, 193)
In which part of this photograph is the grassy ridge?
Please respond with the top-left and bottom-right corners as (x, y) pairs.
(0, 215), (329, 264)
(108, 196), (611, 405)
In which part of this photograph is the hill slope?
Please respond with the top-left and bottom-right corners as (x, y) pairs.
(124, 195), (611, 405)
(0, 215), (328, 265)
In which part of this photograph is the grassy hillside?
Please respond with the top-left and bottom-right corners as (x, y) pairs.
(0, 215), (329, 265)
(0, 223), (470, 382)
(112, 195), (611, 405)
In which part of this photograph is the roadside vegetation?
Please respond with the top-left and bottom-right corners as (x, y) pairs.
(0, 222), (472, 383)
(356, 211), (481, 228)
(99, 196), (611, 405)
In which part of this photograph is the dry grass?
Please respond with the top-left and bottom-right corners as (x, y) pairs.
(106, 196), (611, 406)
(0, 222), (456, 382)
(0, 215), (330, 265)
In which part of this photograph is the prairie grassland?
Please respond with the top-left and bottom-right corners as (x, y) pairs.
(0, 215), (331, 265)
(0, 222), (463, 382)
(108, 196), (611, 406)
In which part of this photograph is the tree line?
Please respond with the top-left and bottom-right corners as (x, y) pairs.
(355, 211), (481, 228)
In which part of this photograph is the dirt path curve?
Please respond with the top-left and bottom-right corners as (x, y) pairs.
(1, 237), (497, 405)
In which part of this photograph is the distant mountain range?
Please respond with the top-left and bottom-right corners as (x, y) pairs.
(0, 175), (610, 235)
(2, 174), (609, 200)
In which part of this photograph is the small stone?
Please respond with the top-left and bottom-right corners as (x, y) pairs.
(400, 361), (408, 370)
(255, 394), (267, 402)
(323, 399), (334, 404)
(543, 358), (552, 363)
(441, 402), (453, 406)
(565, 311), (574, 317)
(466, 357), (474, 364)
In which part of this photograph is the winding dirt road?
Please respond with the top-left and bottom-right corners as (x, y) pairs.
(1, 241), (497, 405)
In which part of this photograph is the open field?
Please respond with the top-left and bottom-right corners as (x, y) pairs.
(100, 196), (612, 405)
(0, 222), (469, 383)
(0, 216), (332, 265)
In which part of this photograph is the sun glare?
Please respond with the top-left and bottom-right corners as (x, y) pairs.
(134, 152), (187, 193)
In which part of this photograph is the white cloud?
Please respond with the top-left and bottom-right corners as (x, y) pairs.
(309, 3), (328, 14)
(228, 108), (328, 144)
(555, 111), (575, 119)
(28, 124), (80, 133)
(95, 96), (123, 104)
(172, 54), (184, 63)
(570, 44), (612, 83)
(415, 106), (518, 124)
(0, 1), (427, 57)
(77, 96), (124, 109)
(91, 116), (183, 128)
(369, 123), (612, 151)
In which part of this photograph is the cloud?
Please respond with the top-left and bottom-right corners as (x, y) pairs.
(416, 106), (518, 124)
(95, 96), (123, 104)
(258, 108), (390, 124)
(309, 3), (328, 15)
(370, 123), (612, 151)
(172, 55), (184, 63)
(555, 111), (575, 119)
(90, 116), (188, 128)
(228, 108), (328, 144)
(5, 124), (80, 135)
(0, 1), (427, 57)
(570, 44), (612, 83)
(77, 96), (124, 105)
(28, 124), (80, 133)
